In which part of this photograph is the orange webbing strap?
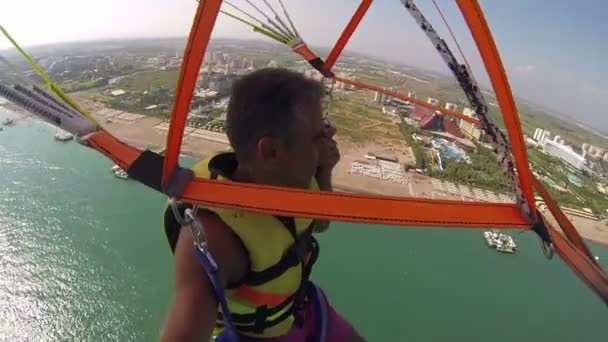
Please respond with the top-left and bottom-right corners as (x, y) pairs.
(322, 0), (373, 73)
(162, 0), (223, 188)
(87, 129), (525, 228)
(547, 221), (608, 305)
(232, 286), (292, 308)
(456, 0), (536, 218)
(533, 176), (597, 264)
(333, 76), (480, 125)
(86, 131), (143, 171)
(293, 44), (317, 61)
(292, 44), (330, 77)
(179, 178), (529, 228)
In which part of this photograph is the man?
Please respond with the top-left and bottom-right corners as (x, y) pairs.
(161, 68), (365, 341)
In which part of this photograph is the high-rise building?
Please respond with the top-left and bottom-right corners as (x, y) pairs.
(543, 139), (588, 171)
(427, 97), (440, 106)
(532, 128), (551, 144)
(459, 107), (484, 141)
(582, 143), (590, 153)
(374, 91), (384, 104)
(216, 52), (226, 65)
(386, 87), (394, 103)
(408, 91), (416, 99)
(445, 102), (457, 112)
(534, 128), (543, 141)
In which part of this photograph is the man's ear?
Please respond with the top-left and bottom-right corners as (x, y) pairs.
(256, 136), (278, 161)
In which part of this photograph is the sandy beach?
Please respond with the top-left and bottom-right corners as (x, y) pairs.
(3, 95), (607, 246)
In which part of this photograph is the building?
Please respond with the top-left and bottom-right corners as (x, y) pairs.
(409, 105), (441, 130)
(445, 102), (457, 112)
(458, 107), (485, 141)
(532, 128), (551, 144)
(533, 128), (543, 141)
(587, 145), (605, 159)
(110, 89), (126, 97)
(304, 69), (322, 81)
(374, 91), (384, 104)
(408, 91), (416, 99)
(208, 74), (234, 92)
(543, 139), (588, 171)
(427, 97), (439, 106)
(385, 87), (394, 103)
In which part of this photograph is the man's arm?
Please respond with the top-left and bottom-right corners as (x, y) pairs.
(161, 211), (247, 341)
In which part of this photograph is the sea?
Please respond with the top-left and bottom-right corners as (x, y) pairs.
(1, 109), (607, 341)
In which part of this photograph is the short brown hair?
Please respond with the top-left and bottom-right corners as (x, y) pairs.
(226, 68), (324, 160)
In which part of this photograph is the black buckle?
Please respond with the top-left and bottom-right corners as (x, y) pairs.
(531, 213), (554, 259)
(253, 305), (270, 334)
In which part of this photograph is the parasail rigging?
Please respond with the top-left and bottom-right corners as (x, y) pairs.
(0, 0), (606, 306)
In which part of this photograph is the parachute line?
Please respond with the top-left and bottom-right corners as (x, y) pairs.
(223, 1), (289, 42)
(430, 0), (476, 85)
(277, 0), (300, 38)
(220, 10), (290, 44)
(454, 0), (536, 218)
(400, 0), (532, 221)
(244, 0), (293, 39)
(261, 0), (295, 38)
(0, 25), (99, 127)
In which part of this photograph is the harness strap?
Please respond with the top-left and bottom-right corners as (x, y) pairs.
(241, 230), (314, 286)
(218, 293), (295, 325)
(312, 283), (329, 342)
(192, 244), (241, 341)
(222, 304), (296, 334)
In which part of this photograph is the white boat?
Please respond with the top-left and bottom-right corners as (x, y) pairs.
(114, 170), (129, 180)
(496, 245), (515, 254)
(54, 132), (73, 142)
(111, 165), (122, 172)
(483, 230), (517, 254)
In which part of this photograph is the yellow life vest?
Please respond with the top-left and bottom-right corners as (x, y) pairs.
(163, 152), (320, 338)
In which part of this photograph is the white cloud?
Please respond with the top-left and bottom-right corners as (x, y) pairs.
(514, 64), (535, 73)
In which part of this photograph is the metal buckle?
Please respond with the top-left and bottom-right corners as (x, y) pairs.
(540, 240), (555, 259)
(170, 198), (216, 267)
(184, 207), (205, 248)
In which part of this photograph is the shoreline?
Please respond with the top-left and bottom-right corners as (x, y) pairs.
(3, 100), (608, 247)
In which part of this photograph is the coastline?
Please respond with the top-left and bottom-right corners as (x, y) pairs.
(3, 98), (608, 247)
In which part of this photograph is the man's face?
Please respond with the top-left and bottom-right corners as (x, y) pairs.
(270, 96), (325, 189)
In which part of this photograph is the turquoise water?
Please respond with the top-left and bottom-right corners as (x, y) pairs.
(433, 138), (467, 161)
(568, 173), (583, 187)
(1, 110), (607, 341)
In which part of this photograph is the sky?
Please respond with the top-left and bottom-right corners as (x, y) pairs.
(1, 0), (607, 132)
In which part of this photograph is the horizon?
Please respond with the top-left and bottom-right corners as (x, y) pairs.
(1, 0), (607, 133)
(3, 34), (605, 137)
